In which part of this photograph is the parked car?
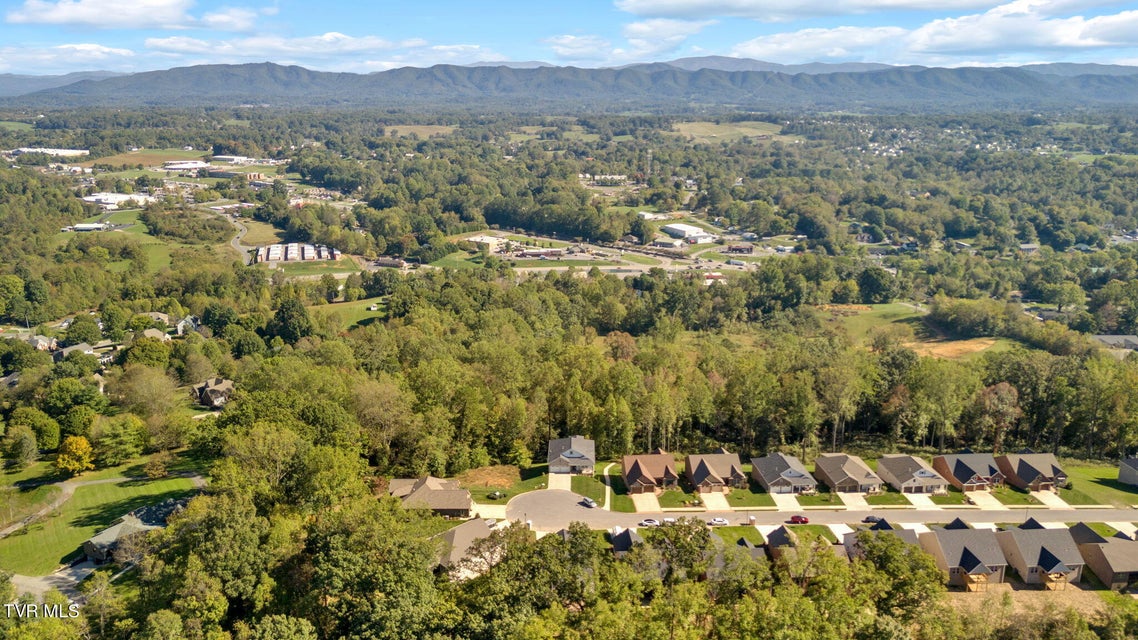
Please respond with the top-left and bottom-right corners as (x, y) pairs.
(789, 515), (809, 524)
(662, 517), (677, 525)
(638, 519), (660, 527)
(862, 515), (882, 523)
(707, 517), (729, 526)
(581, 497), (597, 508)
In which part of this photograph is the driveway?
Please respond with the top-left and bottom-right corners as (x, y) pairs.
(836, 492), (869, 509)
(770, 493), (800, 510)
(966, 491), (1007, 510)
(12, 561), (96, 600)
(904, 493), (939, 509)
(1031, 491), (1071, 508)
(547, 473), (572, 492)
(700, 492), (731, 511)
(631, 492), (662, 513)
(507, 489), (628, 530)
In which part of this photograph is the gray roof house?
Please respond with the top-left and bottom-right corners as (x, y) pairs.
(389, 476), (473, 518)
(996, 451), (1067, 492)
(1119, 458), (1138, 487)
(685, 449), (747, 493)
(437, 518), (496, 579)
(766, 525), (848, 567)
(933, 452), (1004, 491)
(1070, 522), (1138, 591)
(53, 342), (94, 363)
(843, 520), (920, 558)
(610, 527), (645, 557)
(813, 453), (882, 493)
(876, 454), (949, 494)
(83, 497), (188, 563)
(750, 453), (818, 495)
(996, 520), (1083, 589)
(919, 526), (1008, 591)
(548, 436), (596, 474)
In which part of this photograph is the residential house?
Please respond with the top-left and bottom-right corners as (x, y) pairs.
(843, 520), (920, 558)
(194, 377), (235, 409)
(53, 342), (94, 363)
(685, 449), (747, 493)
(996, 450), (1067, 492)
(0, 371), (19, 390)
(919, 526), (1008, 591)
(144, 312), (172, 327)
(1119, 458), (1138, 487)
(933, 452), (1004, 491)
(610, 527), (645, 557)
(83, 497), (188, 563)
(1092, 335), (1138, 350)
(436, 518), (496, 579)
(996, 520), (1083, 589)
(176, 316), (201, 336)
(766, 525), (848, 567)
(140, 328), (172, 343)
(389, 476), (473, 518)
(877, 454), (949, 494)
(750, 453), (818, 494)
(548, 436), (596, 475)
(1070, 522), (1138, 591)
(25, 334), (57, 351)
(813, 453), (882, 493)
(621, 448), (679, 494)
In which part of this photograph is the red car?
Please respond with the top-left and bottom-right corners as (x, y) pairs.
(789, 515), (809, 524)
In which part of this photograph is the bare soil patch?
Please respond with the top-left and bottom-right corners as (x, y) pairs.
(456, 465), (521, 489)
(945, 581), (1107, 620)
(907, 337), (997, 359)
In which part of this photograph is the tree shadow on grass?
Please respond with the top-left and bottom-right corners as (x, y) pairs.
(1089, 477), (1138, 503)
(521, 464), (549, 482)
(68, 489), (199, 530)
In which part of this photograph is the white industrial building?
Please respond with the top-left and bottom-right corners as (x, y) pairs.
(662, 223), (708, 239)
(11, 147), (89, 157)
(81, 192), (157, 210)
(162, 160), (210, 171)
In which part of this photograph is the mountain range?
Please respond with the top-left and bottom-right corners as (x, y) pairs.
(4, 58), (1138, 112)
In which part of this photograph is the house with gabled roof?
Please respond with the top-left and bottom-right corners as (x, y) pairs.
(621, 448), (678, 494)
(919, 524), (1008, 591)
(25, 334), (57, 351)
(997, 450), (1067, 492)
(750, 453), (818, 494)
(1118, 458), (1138, 487)
(933, 451), (1004, 492)
(194, 377), (234, 409)
(548, 436), (595, 475)
(610, 527), (645, 557)
(843, 520), (920, 558)
(877, 454), (948, 494)
(685, 449), (747, 493)
(1070, 522), (1138, 591)
(996, 519), (1083, 589)
(389, 476), (473, 518)
(766, 525), (848, 568)
(436, 518), (496, 579)
(813, 453), (882, 493)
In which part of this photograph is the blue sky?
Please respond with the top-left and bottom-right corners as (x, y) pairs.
(2, 0), (1138, 75)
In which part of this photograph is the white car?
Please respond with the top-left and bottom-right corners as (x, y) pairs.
(662, 517), (677, 525)
(638, 519), (660, 527)
(707, 517), (729, 526)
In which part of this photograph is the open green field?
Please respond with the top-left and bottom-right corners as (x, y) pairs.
(239, 219), (285, 245)
(0, 485), (62, 530)
(991, 486), (1041, 506)
(670, 121), (786, 144)
(105, 209), (142, 225)
(717, 525), (764, 546)
(823, 303), (925, 343)
(700, 250), (763, 263)
(309, 297), (386, 330)
(0, 477), (198, 575)
(619, 252), (661, 266)
(571, 475), (608, 504)
(1062, 463), (1138, 507)
(728, 483), (777, 508)
(271, 257), (359, 276)
(81, 148), (208, 168)
(0, 120), (33, 131)
(457, 464), (548, 504)
(509, 259), (620, 268)
(386, 125), (456, 138)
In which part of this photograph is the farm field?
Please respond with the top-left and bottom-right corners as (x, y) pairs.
(80, 147), (208, 168)
(821, 303), (1023, 359)
(0, 120), (33, 131)
(385, 125), (456, 138)
(669, 120), (787, 144)
(238, 219), (285, 245)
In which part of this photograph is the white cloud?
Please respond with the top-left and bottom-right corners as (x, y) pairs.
(544, 35), (613, 61)
(146, 32), (401, 57)
(615, 0), (1000, 21)
(199, 8), (259, 32)
(621, 18), (714, 57)
(7, 0), (194, 28)
(0, 42), (135, 73)
(909, 3), (1138, 55)
(732, 25), (907, 61)
(362, 45), (508, 71)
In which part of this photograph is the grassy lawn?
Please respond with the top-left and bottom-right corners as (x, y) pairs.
(865, 488), (912, 506)
(0, 477), (198, 575)
(79, 148), (208, 168)
(385, 125), (456, 138)
(930, 488), (970, 505)
(457, 464), (548, 503)
(508, 259), (620, 268)
(1063, 463), (1138, 507)
(502, 234), (570, 248)
(670, 120), (785, 144)
(600, 469), (636, 513)
(309, 297), (386, 330)
(717, 525), (764, 546)
(789, 524), (838, 543)
(0, 120), (33, 132)
(824, 303), (925, 344)
(728, 483), (776, 508)
(658, 488), (704, 509)
(0, 485), (62, 530)
(431, 251), (483, 269)
(619, 252), (662, 266)
(105, 209), (142, 225)
(571, 475), (608, 504)
(797, 487), (842, 507)
(273, 257), (360, 276)
(1, 461), (63, 488)
(239, 219), (285, 245)
(700, 251), (763, 263)
(1066, 522), (1120, 538)
(1058, 485), (1100, 506)
(991, 486), (1041, 506)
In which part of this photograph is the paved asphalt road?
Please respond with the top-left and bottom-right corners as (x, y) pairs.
(506, 489), (1137, 531)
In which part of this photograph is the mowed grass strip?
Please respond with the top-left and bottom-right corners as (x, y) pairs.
(1062, 463), (1138, 507)
(0, 477), (197, 575)
(0, 485), (62, 530)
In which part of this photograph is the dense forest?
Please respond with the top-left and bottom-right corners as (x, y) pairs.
(3, 109), (1138, 638)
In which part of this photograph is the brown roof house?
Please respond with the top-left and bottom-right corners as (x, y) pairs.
(996, 519), (1083, 589)
(621, 448), (679, 494)
(919, 524), (1008, 591)
(876, 454), (949, 494)
(389, 476), (473, 518)
(194, 377), (235, 409)
(750, 453), (818, 495)
(813, 453), (882, 493)
(1070, 522), (1138, 591)
(997, 450), (1067, 492)
(933, 451), (1004, 492)
(548, 436), (595, 475)
(685, 449), (747, 493)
